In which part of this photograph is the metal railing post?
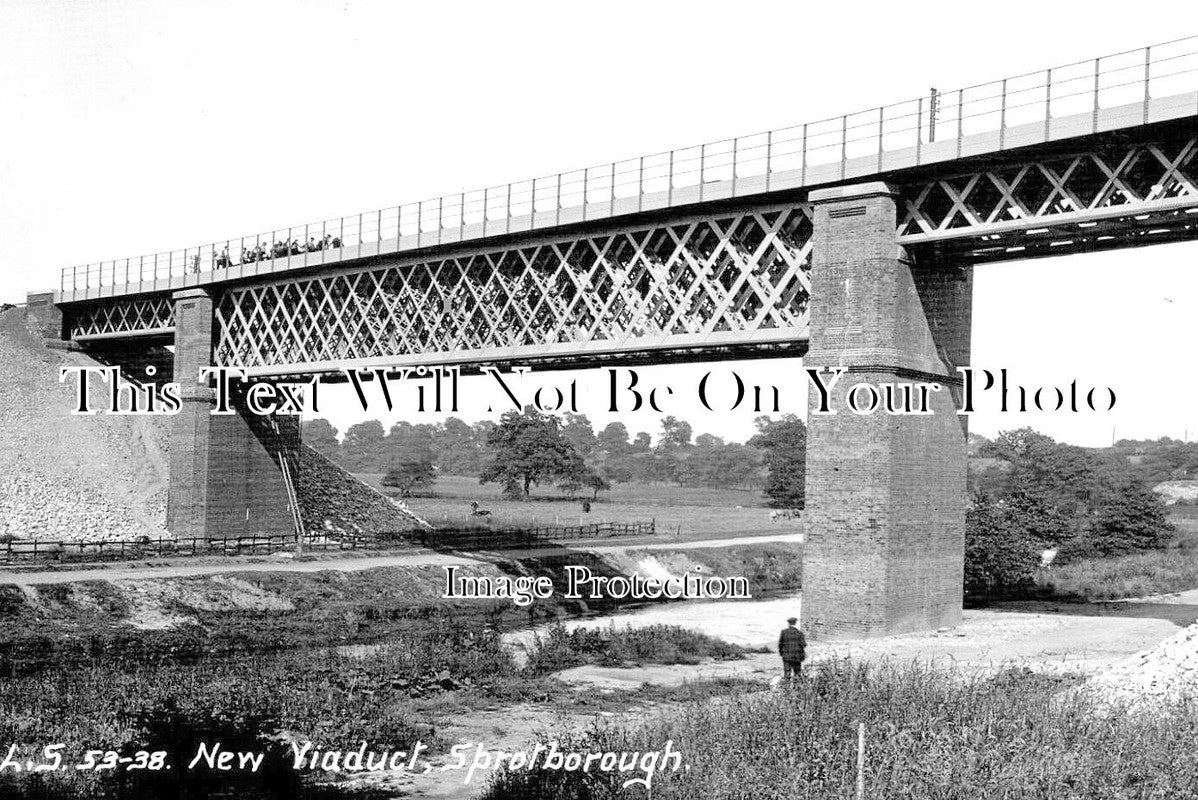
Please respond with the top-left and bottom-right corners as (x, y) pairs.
(609, 161), (616, 216)
(956, 90), (964, 158)
(1143, 46), (1152, 123)
(637, 157), (644, 212)
(839, 115), (847, 179)
(505, 184), (511, 234)
(1044, 68), (1053, 140)
(877, 106), (884, 171)
(999, 78), (1008, 149)
(915, 98), (923, 164)
(730, 136), (738, 195)
(799, 125), (806, 185)
(667, 150), (674, 205)
(699, 143), (706, 201)
(1093, 57), (1101, 133)
(555, 174), (561, 226)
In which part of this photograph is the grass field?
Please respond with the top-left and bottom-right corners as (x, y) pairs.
(357, 474), (801, 539)
(1035, 509), (1198, 601)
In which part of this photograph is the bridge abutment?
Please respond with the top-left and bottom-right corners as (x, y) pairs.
(801, 182), (970, 638)
(165, 288), (298, 541)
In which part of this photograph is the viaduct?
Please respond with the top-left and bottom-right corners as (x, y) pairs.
(25, 36), (1198, 637)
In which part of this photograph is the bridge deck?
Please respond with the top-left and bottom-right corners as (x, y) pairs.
(54, 34), (1198, 304)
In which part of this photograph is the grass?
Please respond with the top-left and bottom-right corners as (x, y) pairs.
(480, 659), (1198, 800)
(0, 616), (755, 798)
(1035, 513), (1198, 601)
(358, 474), (799, 540)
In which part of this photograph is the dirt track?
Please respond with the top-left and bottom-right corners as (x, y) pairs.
(0, 532), (803, 586)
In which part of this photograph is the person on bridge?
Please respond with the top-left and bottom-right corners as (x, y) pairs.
(779, 617), (806, 681)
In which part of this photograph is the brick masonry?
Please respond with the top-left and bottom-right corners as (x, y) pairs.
(24, 292), (63, 340)
(801, 182), (971, 638)
(165, 288), (297, 540)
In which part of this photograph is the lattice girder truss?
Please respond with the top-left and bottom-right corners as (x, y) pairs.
(897, 134), (1198, 262)
(212, 204), (813, 373)
(68, 295), (175, 340)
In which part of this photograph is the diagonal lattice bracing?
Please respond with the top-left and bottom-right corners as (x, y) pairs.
(213, 204), (813, 372)
(68, 296), (175, 339)
(896, 135), (1198, 260)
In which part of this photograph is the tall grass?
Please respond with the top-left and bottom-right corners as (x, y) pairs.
(481, 660), (1198, 799)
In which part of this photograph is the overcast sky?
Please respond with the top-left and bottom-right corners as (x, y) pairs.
(2, 1), (1195, 446)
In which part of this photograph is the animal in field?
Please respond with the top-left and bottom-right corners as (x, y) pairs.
(770, 509), (801, 521)
(470, 501), (492, 521)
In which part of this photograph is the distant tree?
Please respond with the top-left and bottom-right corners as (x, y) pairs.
(432, 416), (480, 475)
(301, 419), (340, 460)
(385, 421), (435, 466)
(382, 458), (437, 497)
(340, 420), (387, 472)
(561, 413), (597, 459)
(597, 422), (630, 455)
(583, 471), (612, 500)
(479, 406), (586, 499)
(658, 416), (693, 449)
(631, 432), (653, 452)
(750, 415), (807, 508)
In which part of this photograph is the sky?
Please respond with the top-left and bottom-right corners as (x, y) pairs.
(1, 1), (1196, 447)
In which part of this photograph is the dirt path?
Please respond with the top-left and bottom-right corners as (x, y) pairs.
(0, 532), (803, 586)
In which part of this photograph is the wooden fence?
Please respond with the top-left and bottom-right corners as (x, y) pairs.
(0, 520), (655, 565)
(414, 520), (656, 551)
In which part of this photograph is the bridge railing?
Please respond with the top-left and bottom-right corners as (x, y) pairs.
(61, 34), (1198, 295)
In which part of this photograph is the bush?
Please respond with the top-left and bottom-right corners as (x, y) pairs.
(964, 496), (1041, 599)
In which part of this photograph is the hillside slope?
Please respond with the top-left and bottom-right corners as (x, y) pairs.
(0, 308), (169, 541)
(1, 307), (424, 543)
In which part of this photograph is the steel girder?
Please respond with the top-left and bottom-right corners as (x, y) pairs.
(68, 295), (175, 340)
(896, 133), (1198, 262)
(212, 204), (814, 374)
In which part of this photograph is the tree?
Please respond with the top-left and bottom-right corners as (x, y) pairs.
(432, 417), (480, 475)
(658, 416), (693, 449)
(597, 422), (630, 455)
(382, 458), (436, 497)
(340, 420), (386, 472)
(964, 495), (1041, 598)
(301, 419), (340, 460)
(1084, 479), (1175, 557)
(583, 471), (612, 500)
(561, 413), (597, 458)
(385, 421), (435, 466)
(479, 406), (586, 499)
(631, 432), (652, 452)
(750, 415), (807, 508)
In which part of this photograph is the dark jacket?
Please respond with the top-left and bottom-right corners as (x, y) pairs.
(779, 627), (806, 661)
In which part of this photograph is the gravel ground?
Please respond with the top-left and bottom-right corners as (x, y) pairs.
(0, 308), (170, 541)
(1085, 620), (1198, 705)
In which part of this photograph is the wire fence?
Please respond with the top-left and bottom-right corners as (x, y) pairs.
(0, 520), (656, 565)
(60, 35), (1198, 294)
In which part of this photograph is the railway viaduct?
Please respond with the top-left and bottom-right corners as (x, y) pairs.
(26, 36), (1198, 637)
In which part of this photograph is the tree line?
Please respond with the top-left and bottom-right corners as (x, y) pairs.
(301, 411), (808, 505)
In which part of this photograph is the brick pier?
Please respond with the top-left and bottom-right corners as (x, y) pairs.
(165, 288), (298, 540)
(800, 182), (972, 638)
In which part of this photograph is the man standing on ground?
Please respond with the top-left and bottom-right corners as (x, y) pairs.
(779, 616), (806, 681)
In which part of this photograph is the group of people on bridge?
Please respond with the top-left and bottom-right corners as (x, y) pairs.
(203, 234), (345, 272)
